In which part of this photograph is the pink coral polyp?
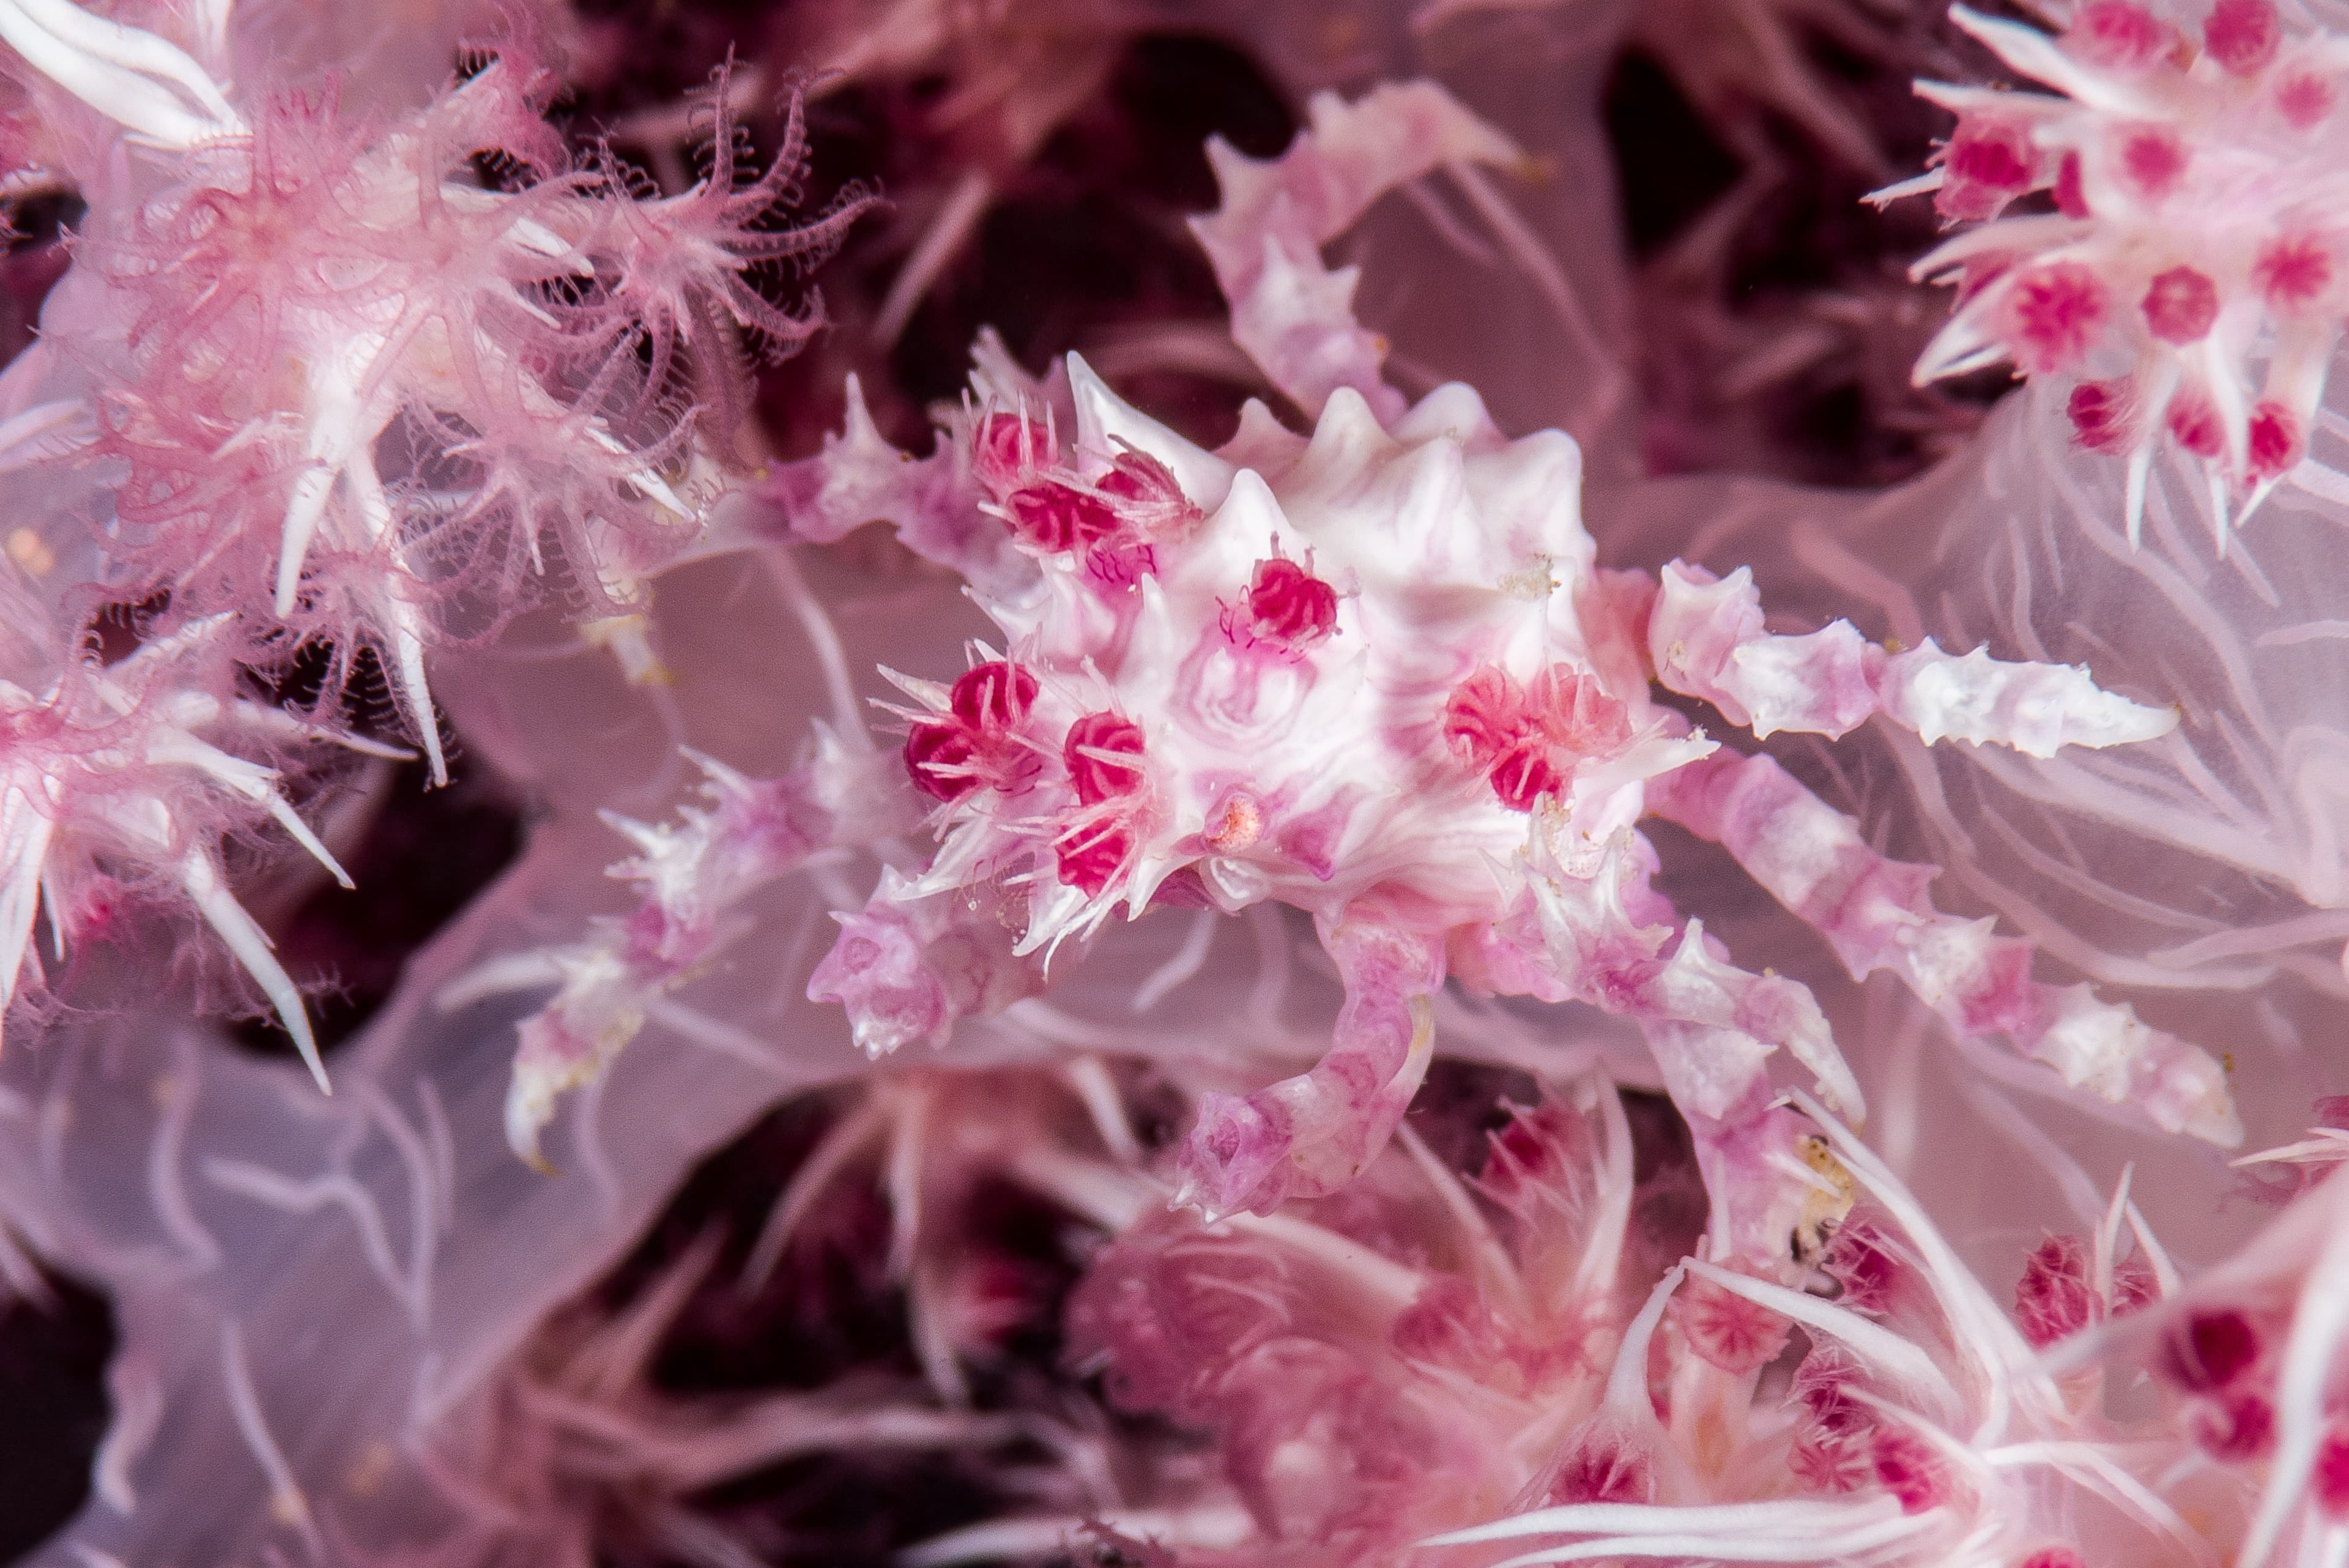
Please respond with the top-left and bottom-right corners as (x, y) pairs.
(904, 719), (981, 802)
(2141, 265), (2218, 342)
(2205, 0), (2282, 73)
(1902, 0), (2349, 536)
(2065, 1), (2176, 70)
(2067, 379), (2136, 452)
(1063, 712), (1147, 806)
(905, 660), (1044, 801)
(948, 660), (1040, 732)
(1005, 478), (1119, 554)
(1244, 557), (1338, 647)
(1937, 121), (2039, 221)
(2001, 264), (2108, 373)
(1444, 665), (1632, 811)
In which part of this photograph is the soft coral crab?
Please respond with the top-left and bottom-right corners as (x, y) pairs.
(803, 339), (2232, 1221)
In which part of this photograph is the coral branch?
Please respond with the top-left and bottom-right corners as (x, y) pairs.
(0, 595), (357, 1085)
(1891, 0), (2349, 542)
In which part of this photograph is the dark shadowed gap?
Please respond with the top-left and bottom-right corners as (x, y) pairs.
(227, 752), (524, 1061)
(0, 188), (80, 376)
(884, 34), (1294, 436)
(1601, 51), (1743, 261)
(551, 1085), (1105, 1563)
(0, 1262), (115, 1566)
(756, 29), (1298, 461)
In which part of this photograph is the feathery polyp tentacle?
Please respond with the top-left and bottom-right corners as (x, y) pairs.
(0, 793), (53, 1018)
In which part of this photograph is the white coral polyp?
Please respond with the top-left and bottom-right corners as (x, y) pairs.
(809, 352), (2232, 1221)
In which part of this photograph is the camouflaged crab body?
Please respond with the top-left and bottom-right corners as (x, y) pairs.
(833, 352), (2223, 1222)
(898, 372), (1694, 946)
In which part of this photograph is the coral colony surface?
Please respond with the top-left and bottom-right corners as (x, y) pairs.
(13, 0), (2349, 1565)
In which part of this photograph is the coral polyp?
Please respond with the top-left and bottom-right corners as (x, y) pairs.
(1890, 0), (2349, 540)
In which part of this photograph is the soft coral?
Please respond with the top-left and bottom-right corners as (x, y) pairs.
(57, 31), (867, 780)
(0, 560), (371, 1086)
